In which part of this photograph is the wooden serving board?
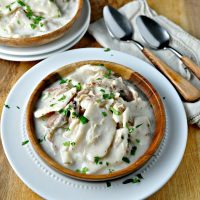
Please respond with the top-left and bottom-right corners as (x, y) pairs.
(0, 0), (200, 199)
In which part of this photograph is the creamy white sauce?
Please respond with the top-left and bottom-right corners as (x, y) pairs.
(34, 65), (155, 174)
(0, 0), (79, 38)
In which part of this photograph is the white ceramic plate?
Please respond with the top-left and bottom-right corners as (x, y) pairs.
(0, 0), (90, 56)
(1, 48), (187, 200)
(0, 20), (89, 62)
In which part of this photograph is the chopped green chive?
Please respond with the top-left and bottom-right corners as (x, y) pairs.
(22, 140), (29, 146)
(122, 157), (130, 163)
(96, 78), (102, 80)
(106, 162), (110, 166)
(79, 116), (89, 124)
(58, 95), (66, 101)
(16, 106), (20, 109)
(50, 103), (56, 107)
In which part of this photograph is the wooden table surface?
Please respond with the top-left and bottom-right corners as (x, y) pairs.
(0, 0), (200, 199)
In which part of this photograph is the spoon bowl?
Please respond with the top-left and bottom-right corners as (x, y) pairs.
(136, 15), (171, 49)
(103, 6), (133, 41)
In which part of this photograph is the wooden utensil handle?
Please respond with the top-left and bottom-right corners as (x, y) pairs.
(180, 56), (200, 80)
(142, 48), (200, 102)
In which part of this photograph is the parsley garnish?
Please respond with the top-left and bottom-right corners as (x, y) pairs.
(100, 89), (105, 93)
(71, 142), (76, 146)
(122, 157), (130, 163)
(65, 127), (70, 131)
(75, 83), (82, 91)
(79, 116), (89, 124)
(58, 95), (66, 101)
(122, 177), (140, 184)
(106, 181), (111, 187)
(97, 63), (104, 66)
(136, 139), (140, 143)
(108, 169), (115, 173)
(103, 92), (114, 99)
(103, 69), (112, 78)
(136, 123), (143, 128)
(76, 167), (89, 174)
(131, 146), (137, 156)
(22, 140), (29, 146)
(63, 141), (70, 147)
(17, 0), (26, 6)
(104, 48), (111, 52)
(38, 138), (44, 143)
(102, 112), (107, 117)
(110, 107), (121, 115)
(94, 156), (100, 164)
(59, 79), (67, 84)
(122, 174), (144, 184)
(5, 104), (10, 109)
(72, 112), (78, 118)
(136, 174), (144, 179)
(63, 141), (76, 147)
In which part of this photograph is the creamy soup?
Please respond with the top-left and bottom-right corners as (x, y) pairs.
(34, 65), (155, 174)
(0, 0), (79, 38)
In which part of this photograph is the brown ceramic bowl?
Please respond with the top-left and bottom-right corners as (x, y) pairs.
(26, 60), (165, 181)
(0, 0), (83, 47)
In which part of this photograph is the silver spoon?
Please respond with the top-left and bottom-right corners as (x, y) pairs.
(103, 5), (200, 102)
(136, 15), (200, 80)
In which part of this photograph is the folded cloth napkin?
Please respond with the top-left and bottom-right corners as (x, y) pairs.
(89, 0), (200, 127)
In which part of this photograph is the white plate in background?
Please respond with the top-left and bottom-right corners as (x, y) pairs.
(0, 0), (90, 56)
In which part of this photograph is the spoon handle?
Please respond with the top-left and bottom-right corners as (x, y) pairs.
(142, 48), (200, 102)
(180, 56), (200, 80)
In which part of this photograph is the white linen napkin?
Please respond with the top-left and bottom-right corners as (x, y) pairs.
(88, 0), (200, 127)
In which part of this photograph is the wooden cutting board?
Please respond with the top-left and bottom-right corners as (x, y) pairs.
(0, 0), (200, 199)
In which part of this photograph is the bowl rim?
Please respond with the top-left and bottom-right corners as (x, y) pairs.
(0, 0), (83, 47)
(26, 60), (166, 181)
